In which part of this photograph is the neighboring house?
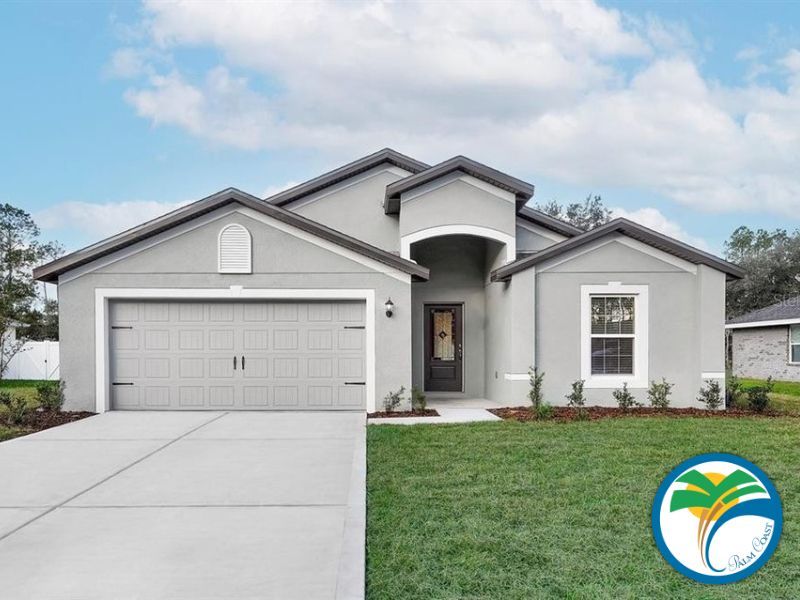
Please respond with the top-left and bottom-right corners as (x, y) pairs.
(726, 296), (800, 382)
(33, 148), (743, 413)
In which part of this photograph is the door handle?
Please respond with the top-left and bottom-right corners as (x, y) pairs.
(241, 355), (245, 370)
(233, 356), (237, 370)
(457, 343), (463, 360)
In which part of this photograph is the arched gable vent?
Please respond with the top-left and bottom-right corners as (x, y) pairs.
(218, 224), (252, 274)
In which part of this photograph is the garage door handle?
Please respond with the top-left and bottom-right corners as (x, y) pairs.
(233, 356), (237, 370)
(241, 355), (245, 370)
(344, 382), (366, 386)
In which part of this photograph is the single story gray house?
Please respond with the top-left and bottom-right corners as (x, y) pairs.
(727, 295), (800, 382)
(34, 148), (744, 413)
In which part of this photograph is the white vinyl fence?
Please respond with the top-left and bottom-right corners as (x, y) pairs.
(4, 341), (60, 380)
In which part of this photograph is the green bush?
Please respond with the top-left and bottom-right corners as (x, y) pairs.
(36, 380), (65, 412)
(747, 377), (773, 413)
(410, 387), (426, 412)
(647, 378), (673, 409)
(382, 386), (405, 413)
(565, 379), (587, 419)
(528, 366), (545, 410)
(697, 380), (722, 410)
(0, 392), (31, 426)
(534, 402), (554, 420)
(613, 383), (641, 411)
(726, 374), (745, 408)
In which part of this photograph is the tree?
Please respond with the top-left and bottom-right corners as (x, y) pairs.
(20, 297), (59, 341)
(0, 204), (61, 377)
(724, 226), (800, 317)
(537, 194), (611, 231)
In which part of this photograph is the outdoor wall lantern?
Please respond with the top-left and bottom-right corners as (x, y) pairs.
(385, 298), (395, 318)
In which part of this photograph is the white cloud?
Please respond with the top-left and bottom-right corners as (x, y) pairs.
(611, 206), (710, 250)
(35, 199), (189, 240)
(112, 1), (800, 219)
(262, 181), (299, 198)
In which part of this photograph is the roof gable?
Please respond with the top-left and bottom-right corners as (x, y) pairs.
(384, 156), (534, 214)
(491, 218), (744, 282)
(517, 206), (583, 237)
(34, 188), (429, 283)
(267, 148), (429, 207)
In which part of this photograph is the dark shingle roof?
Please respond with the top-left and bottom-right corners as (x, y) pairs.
(491, 218), (745, 282)
(517, 206), (583, 237)
(727, 295), (800, 326)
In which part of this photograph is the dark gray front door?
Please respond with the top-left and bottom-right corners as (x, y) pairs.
(424, 304), (463, 392)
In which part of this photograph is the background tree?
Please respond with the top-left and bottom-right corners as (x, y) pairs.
(724, 226), (800, 317)
(0, 204), (61, 376)
(537, 194), (611, 231)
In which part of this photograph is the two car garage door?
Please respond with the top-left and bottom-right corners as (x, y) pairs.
(109, 300), (366, 410)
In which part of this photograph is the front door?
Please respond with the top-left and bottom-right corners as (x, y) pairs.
(424, 304), (463, 392)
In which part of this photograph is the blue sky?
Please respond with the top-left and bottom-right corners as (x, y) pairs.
(2, 1), (800, 254)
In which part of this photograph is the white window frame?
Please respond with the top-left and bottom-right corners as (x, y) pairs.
(790, 324), (800, 365)
(581, 283), (649, 389)
(218, 223), (252, 274)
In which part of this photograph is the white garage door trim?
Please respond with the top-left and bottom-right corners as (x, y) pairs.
(95, 288), (376, 413)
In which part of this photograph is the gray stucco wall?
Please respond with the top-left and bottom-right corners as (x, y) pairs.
(515, 223), (564, 253)
(399, 178), (515, 239)
(529, 238), (725, 408)
(57, 207), (412, 412)
(288, 166), (406, 252)
(732, 326), (800, 381)
(410, 236), (490, 398)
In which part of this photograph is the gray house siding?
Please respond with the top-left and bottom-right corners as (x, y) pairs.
(287, 165), (407, 252)
(57, 208), (413, 412)
(529, 238), (725, 408)
(515, 222), (565, 253)
(732, 326), (800, 382)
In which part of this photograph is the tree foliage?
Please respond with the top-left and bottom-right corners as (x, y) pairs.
(538, 194), (611, 231)
(0, 204), (61, 376)
(724, 226), (800, 317)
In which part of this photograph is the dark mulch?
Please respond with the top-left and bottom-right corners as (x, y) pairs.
(489, 405), (789, 422)
(368, 409), (440, 418)
(2, 410), (95, 435)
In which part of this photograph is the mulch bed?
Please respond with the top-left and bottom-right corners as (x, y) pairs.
(489, 406), (790, 423)
(2, 410), (95, 436)
(368, 409), (440, 418)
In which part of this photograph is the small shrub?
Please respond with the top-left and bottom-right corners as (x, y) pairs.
(746, 379), (773, 413)
(528, 366), (545, 410)
(534, 402), (554, 420)
(565, 379), (587, 419)
(382, 386), (405, 413)
(0, 392), (31, 426)
(36, 380), (65, 412)
(726, 374), (745, 408)
(647, 378), (673, 409)
(410, 386), (426, 412)
(613, 383), (641, 411)
(697, 380), (722, 410)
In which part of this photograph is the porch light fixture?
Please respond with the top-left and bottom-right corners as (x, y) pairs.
(385, 297), (394, 318)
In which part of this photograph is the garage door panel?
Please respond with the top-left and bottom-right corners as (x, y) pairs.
(110, 300), (366, 410)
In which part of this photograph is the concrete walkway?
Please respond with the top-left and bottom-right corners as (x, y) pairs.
(0, 411), (365, 600)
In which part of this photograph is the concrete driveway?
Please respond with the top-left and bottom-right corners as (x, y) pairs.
(0, 411), (365, 600)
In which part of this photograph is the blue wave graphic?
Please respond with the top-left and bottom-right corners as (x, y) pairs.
(704, 498), (781, 573)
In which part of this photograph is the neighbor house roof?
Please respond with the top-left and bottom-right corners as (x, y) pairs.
(726, 295), (800, 328)
(33, 188), (430, 283)
(384, 155), (535, 214)
(491, 218), (745, 282)
(267, 148), (430, 207)
(517, 206), (583, 238)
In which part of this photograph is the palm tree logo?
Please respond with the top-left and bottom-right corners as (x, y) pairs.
(670, 469), (767, 568)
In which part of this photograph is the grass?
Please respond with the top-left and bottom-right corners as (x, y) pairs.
(0, 379), (49, 440)
(739, 378), (800, 412)
(367, 418), (800, 599)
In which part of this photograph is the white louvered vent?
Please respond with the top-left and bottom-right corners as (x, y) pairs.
(218, 224), (252, 273)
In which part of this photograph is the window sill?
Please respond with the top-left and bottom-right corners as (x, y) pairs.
(584, 374), (648, 389)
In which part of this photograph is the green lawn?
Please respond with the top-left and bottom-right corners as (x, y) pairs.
(739, 378), (800, 413)
(367, 419), (800, 599)
(0, 379), (47, 441)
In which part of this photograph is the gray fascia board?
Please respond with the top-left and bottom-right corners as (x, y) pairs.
(34, 188), (429, 283)
(267, 148), (429, 208)
(384, 155), (535, 214)
(491, 218), (745, 282)
(517, 206), (583, 237)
